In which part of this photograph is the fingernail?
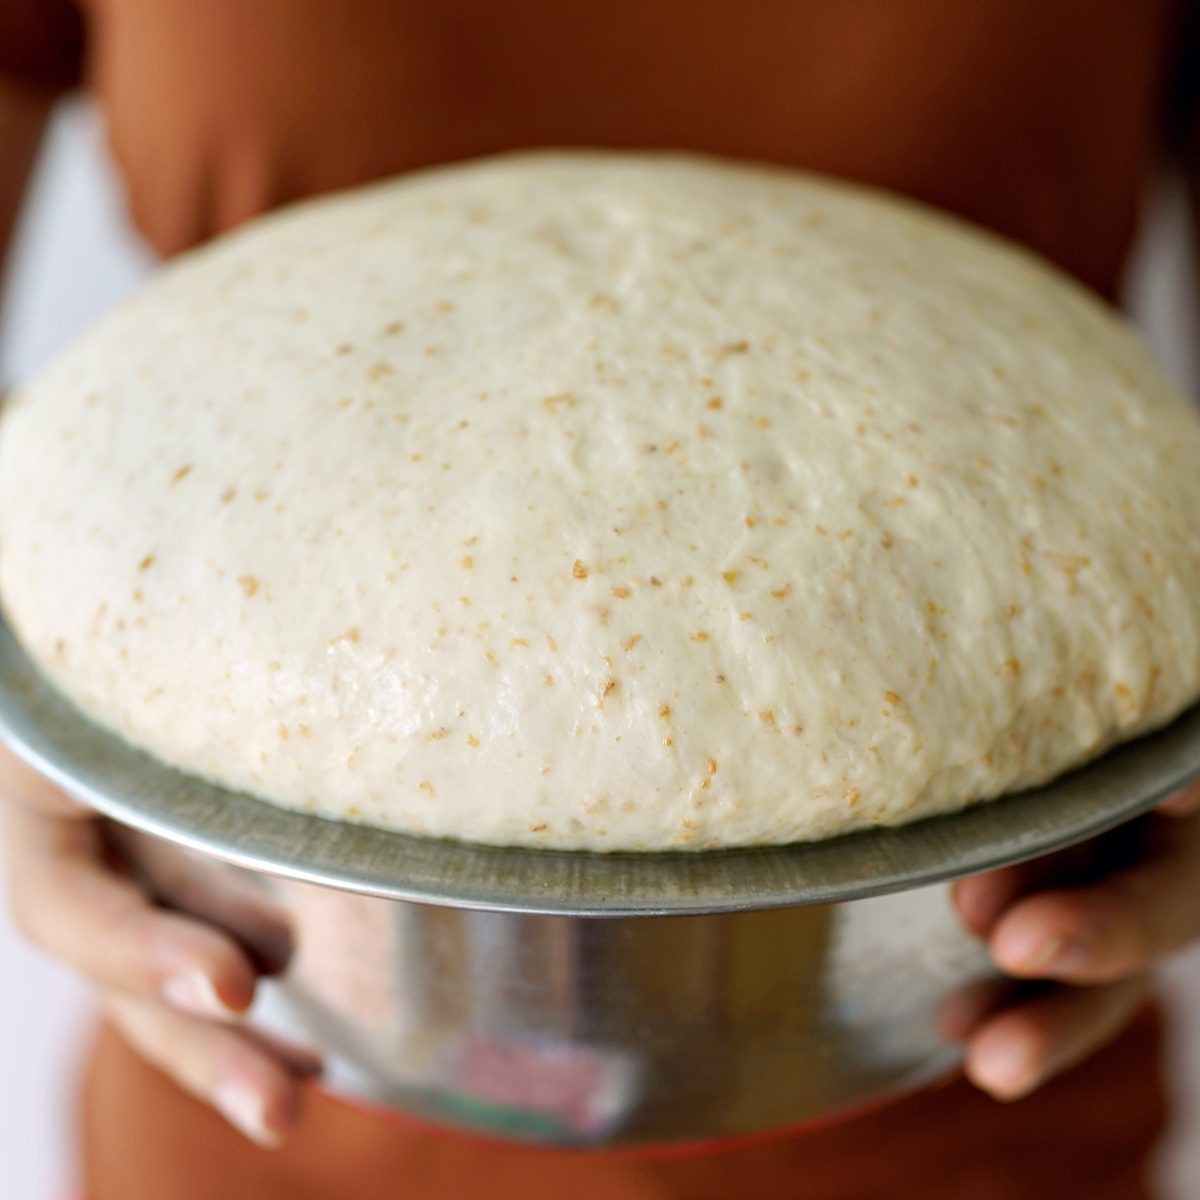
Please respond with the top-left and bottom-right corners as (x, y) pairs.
(973, 1035), (1039, 1100)
(162, 970), (242, 1020)
(1043, 938), (1090, 973)
(996, 932), (1088, 975)
(214, 1080), (281, 1148)
(1010, 934), (1065, 972)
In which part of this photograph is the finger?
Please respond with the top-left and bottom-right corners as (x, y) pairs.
(953, 864), (1048, 940)
(103, 991), (315, 1147)
(5, 805), (259, 1015)
(0, 743), (89, 819)
(953, 811), (1157, 944)
(952, 838), (1102, 940)
(936, 976), (1046, 1043)
(1157, 779), (1200, 818)
(964, 975), (1148, 1101)
(111, 828), (294, 975)
(235, 1023), (324, 1077)
(988, 814), (1200, 982)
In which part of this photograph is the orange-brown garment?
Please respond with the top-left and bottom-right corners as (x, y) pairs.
(0, 0), (1186, 295)
(0, 2), (1190, 1197)
(83, 1009), (1168, 1200)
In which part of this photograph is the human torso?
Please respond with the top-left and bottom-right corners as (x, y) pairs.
(82, 0), (1179, 294)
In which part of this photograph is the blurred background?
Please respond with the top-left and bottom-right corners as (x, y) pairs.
(1, 102), (1199, 1200)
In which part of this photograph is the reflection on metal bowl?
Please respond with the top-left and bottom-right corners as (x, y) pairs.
(249, 877), (989, 1145)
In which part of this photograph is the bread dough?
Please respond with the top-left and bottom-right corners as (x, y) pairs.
(2, 153), (1198, 849)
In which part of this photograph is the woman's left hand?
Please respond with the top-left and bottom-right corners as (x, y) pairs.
(945, 778), (1200, 1101)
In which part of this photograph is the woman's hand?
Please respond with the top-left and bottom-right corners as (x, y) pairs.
(946, 779), (1200, 1100)
(0, 745), (319, 1146)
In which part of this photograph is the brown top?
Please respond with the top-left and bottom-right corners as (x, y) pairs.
(0, 0), (1191, 295)
(82, 1008), (1167, 1200)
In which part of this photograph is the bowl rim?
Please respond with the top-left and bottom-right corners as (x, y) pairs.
(0, 616), (1196, 916)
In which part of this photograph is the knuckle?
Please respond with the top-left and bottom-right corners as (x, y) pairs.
(1015, 892), (1097, 952)
(1053, 887), (1123, 940)
(106, 994), (208, 1091)
(1022, 1030), (1055, 1079)
(6, 886), (42, 944)
(5, 868), (56, 948)
(106, 1001), (177, 1076)
(1038, 892), (1093, 934)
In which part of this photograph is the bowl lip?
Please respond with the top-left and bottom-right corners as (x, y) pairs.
(0, 617), (1197, 916)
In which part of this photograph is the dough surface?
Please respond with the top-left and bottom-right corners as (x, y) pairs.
(2, 153), (1199, 850)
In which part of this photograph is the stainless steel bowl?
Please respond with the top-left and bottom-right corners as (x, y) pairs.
(1, 616), (1197, 1147)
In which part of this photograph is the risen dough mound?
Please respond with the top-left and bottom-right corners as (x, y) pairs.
(2, 153), (1199, 850)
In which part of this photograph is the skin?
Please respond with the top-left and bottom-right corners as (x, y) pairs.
(1, 80), (1200, 1147)
(0, 749), (316, 1146)
(947, 781), (1200, 1099)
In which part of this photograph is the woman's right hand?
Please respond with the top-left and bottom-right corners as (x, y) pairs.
(1, 743), (319, 1146)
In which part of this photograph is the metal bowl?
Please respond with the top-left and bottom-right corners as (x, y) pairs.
(1, 615), (1197, 1146)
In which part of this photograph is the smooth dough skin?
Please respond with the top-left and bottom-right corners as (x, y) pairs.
(2, 153), (1199, 850)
